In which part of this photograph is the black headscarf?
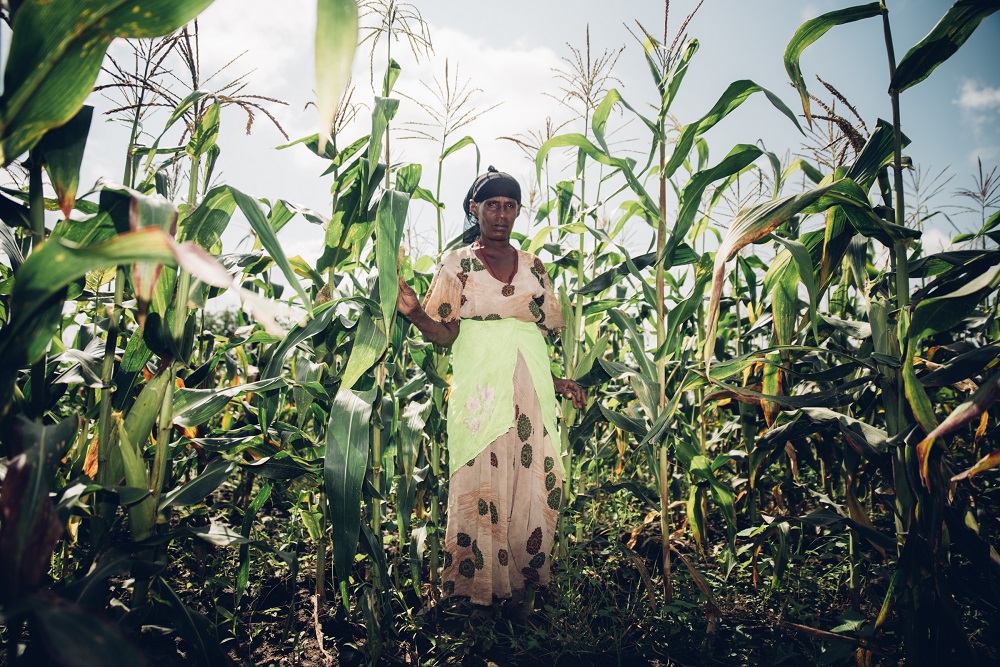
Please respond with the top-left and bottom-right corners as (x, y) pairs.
(462, 166), (521, 244)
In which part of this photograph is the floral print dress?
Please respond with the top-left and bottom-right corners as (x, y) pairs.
(422, 244), (565, 604)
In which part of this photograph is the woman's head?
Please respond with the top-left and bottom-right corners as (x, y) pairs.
(463, 166), (521, 244)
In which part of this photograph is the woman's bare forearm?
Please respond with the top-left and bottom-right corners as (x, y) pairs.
(402, 306), (460, 348)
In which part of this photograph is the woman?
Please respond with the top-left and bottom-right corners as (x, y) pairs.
(396, 167), (586, 618)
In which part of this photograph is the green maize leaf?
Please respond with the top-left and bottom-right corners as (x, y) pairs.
(598, 358), (659, 416)
(761, 352), (783, 427)
(294, 358), (326, 429)
(687, 485), (706, 552)
(577, 244), (697, 295)
(159, 458), (238, 512)
(177, 185), (236, 250)
(0, 0), (215, 165)
(368, 96), (400, 170)
(376, 190), (410, 326)
(441, 135), (479, 164)
(340, 304), (388, 391)
(607, 309), (657, 387)
(663, 80), (801, 180)
(0, 228), (174, 372)
(141, 89), (213, 170)
(759, 407), (888, 457)
(847, 120), (907, 189)
(891, 0), (1000, 93)
(689, 454), (737, 547)
(783, 3), (882, 125)
(664, 39), (699, 118)
(396, 398), (432, 537)
(665, 256), (712, 354)
(0, 414), (81, 603)
(173, 376), (288, 427)
(909, 260), (1000, 344)
(574, 334), (610, 381)
(598, 403), (648, 437)
(902, 340), (938, 435)
(22, 595), (147, 667)
(258, 300), (339, 432)
(592, 88), (657, 167)
(36, 105), (92, 219)
(705, 179), (848, 371)
(186, 100), (220, 158)
(316, 0), (359, 153)
(670, 144), (763, 269)
(236, 481), (272, 608)
(159, 577), (230, 667)
(242, 454), (318, 480)
(536, 133), (657, 218)
(769, 233), (820, 344)
(770, 250), (800, 348)
(228, 186), (310, 309)
(325, 387), (376, 610)
(781, 158), (824, 186)
(921, 344), (1000, 388)
(114, 416), (155, 541)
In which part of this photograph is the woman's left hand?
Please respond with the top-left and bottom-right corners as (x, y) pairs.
(553, 377), (587, 409)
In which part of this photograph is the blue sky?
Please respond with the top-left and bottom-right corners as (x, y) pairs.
(76, 0), (1000, 259)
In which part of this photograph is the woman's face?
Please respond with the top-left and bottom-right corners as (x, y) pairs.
(471, 196), (520, 243)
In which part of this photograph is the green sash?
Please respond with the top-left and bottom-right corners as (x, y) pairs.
(447, 319), (557, 473)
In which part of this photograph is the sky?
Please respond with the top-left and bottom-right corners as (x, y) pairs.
(73, 0), (1000, 262)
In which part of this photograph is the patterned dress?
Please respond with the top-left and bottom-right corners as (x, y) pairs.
(422, 244), (565, 604)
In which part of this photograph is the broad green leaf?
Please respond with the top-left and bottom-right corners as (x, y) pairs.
(891, 0), (1000, 93)
(114, 417), (156, 541)
(669, 144), (763, 269)
(173, 376), (288, 427)
(228, 186), (310, 309)
(325, 387), (376, 609)
(769, 233), (820, 343)
(376, 190), (410, 326)
(368, 96), (400, 170)
(441, 135), (479, 163)
(159, 458), (238, 511)
(908, 259), (1000, 344)
(663, 80), (802, 180)
(159, 578), (230, 667)
(593, 88), (657, 164)
(316, 0), (359, 152)
(177, 185), (238, 250)
(0, 228), (177, 369)
(536, 134), (657, 217)
(185, 100), (220, 158)
(339, 304), (388, 391)
(0, 0), (216, 165)
(705, 179), (847, 371)
(36, 105), (92, 218)
(258, 301), (340, 432)
(689, 455), (737, 547)
(783, 3), (882, 125)
(236, 481), (272, 607)
(608, 309), (656, 385)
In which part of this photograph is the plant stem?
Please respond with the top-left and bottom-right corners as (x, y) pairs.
(27, 150), (47, 418)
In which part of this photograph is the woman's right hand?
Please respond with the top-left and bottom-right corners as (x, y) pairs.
(397, 277), (421, 320)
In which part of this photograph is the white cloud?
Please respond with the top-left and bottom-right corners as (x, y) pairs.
(956, 79), (1000, 112)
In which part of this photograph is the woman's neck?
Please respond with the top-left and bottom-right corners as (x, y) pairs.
(476, 237), (513, 256)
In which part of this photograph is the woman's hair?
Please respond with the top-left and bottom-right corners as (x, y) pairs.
(462, 166), (521, 244)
